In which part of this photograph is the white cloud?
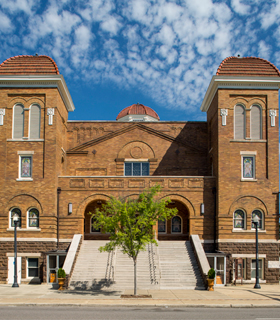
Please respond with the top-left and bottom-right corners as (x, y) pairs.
(258, 41), (271, 60)
(0, 0), (279, 116)
(156, 24), (176, 47)
(100, 16), (122, 35)
(0, 11), (12, 32)
(231, 0), (251, 15)
(0, 0), (36, 14)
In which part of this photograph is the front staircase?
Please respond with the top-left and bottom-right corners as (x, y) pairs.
(69, 240), (204, 291)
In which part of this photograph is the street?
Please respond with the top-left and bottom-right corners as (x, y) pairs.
(0, 306), (280, 320)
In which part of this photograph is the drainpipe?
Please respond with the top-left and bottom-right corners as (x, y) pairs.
(212, 187), (217, 251)
(57, 187), (61, 249)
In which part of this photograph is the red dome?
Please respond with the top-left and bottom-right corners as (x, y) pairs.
(116, 103), (160, 120)
(0, 55), (59, 75)
(216, 56), (280, 77)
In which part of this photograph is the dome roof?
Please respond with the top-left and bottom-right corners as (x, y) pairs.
(216, 56), (280, 77)
(0, 55), (59, 75)
(116, 103), (160, 120)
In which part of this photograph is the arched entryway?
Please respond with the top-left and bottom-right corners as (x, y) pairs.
(84, 200), (109, 240)
(157, 200), (189, 240)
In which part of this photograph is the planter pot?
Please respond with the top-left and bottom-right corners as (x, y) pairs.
(207, 279), (214, 291)
(58, 278), (65, 291)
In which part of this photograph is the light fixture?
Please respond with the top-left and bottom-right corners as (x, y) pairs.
(68, 203), (72, 215)
(13, 214), (19, 223)
(200, 203), (205, 215)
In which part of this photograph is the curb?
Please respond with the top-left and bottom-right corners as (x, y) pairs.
(0, 302), (280, 308)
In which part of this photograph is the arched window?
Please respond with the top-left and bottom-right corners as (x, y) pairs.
(251, 105), (262, 140)
(233, 209), (245, 229)
(251, 209), (263, 229)
(91, 216), (101, 233)
(29, 104), (41, 139)
(171, 216), (182, 233)
(28, 208), (39, 228)
(13, 104), (24, 139)
(234, 105), (246, 139)
(158, 219), (166, 233)
(10, 208), (21, 228)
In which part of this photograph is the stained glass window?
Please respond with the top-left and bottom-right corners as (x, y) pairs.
(28, 208), (39, 227)
(243, 156), (254, 178)
(234, 209), (245, 229)
(21, 156), (32, 178)
(124, 162), (150, 176)
(10, 208), (21, 228)
(172, 216), (181, 233)
(158, 220), (166, 233)
(251, 209), (263, 229)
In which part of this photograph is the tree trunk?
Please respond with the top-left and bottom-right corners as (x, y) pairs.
(133, 257), (137, 296)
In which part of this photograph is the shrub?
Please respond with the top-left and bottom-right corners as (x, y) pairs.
(208, 268), (215, 279)
(57, 268), (66, 278)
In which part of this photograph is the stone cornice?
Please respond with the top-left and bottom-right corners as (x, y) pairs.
(0, 75), (75, 112)
(200, 76), (280, 112)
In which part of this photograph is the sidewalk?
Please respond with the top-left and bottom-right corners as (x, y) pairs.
(1, 284), (280, 307)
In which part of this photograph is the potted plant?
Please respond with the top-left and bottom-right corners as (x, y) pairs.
(57, 268), (66, 291)
(207, 268), (215, 291)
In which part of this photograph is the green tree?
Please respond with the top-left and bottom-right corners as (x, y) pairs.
(91, 185), (177, 295)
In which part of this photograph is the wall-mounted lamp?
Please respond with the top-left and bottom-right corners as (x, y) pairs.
(200, 203), (205, 215)
(68, 203), (72, 215)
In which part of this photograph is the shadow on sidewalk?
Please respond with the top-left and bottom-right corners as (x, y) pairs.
(248, 289), (280, 302)
(60, 279), (121, 296)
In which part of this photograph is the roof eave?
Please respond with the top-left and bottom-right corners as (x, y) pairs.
(0, 74), (75, 112)
(200, 75), (280, 112)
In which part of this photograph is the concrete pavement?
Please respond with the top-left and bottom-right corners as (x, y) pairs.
(1, 284), (280, 307)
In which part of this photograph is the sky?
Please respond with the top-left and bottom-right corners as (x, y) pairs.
(0, 0), (280, 122)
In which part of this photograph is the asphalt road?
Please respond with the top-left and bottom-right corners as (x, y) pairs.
(0, 306), (280, 320)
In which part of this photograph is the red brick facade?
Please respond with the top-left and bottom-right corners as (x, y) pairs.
(0, 55), (279, 285)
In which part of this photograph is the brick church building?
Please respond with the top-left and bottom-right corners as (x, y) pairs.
(0, 55), (279, 287)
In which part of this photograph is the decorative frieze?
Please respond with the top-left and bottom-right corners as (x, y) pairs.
(128, 179), (145, 188)
(188, 179), (203, 188)
(149, 179), (164, 188)
(89, 179), (105, 188)
(70, 179), (85, 188)
(168, 179), (184, 188)
(108, 179), (124, 188)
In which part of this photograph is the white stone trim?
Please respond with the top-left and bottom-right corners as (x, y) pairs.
(47, 108), (55, 125)
(17, 151), (34, 154)
(8, 139), (44, 142)
(6, 252), (41, 257)
(200, 239), (277, 243)
(0, 75), (75, 112)
(220, 109), (228, 126)
(232, 253), (266, 258)
(232, 229), (266, 233)
(201, 76), (280, 112)
(269, 109), (277, 127)
(0, 238), (71, 242)
(240, 151), (257, 155)
(218, 239), (278, 243)
(6, 228), (41, 231)
(0, 108), (5, 125)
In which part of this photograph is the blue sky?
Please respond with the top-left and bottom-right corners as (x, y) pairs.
(0, 0), (279, 122)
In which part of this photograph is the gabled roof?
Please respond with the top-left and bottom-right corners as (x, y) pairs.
(0, 55), (59, 75)
(216, 56), (280, 77)
(116, 103), (160, 120)
(67, 123), (205, 154)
